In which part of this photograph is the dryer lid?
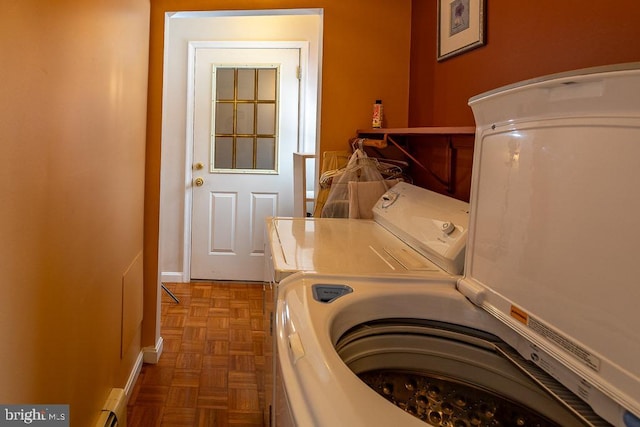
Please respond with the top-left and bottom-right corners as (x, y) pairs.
(372, 182), (469, 275)
(461, 63), (640, 421)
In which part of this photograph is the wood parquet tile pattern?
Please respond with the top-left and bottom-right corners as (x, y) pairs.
(127, 282), (267, 427)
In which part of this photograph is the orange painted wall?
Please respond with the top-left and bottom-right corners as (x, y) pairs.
(1, 1), (149, 425)
(409, 1), (640, 126)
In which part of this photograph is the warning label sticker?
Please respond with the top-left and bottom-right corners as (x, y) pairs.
(510, 305), (528, 325)
(510, 304), (601, 372)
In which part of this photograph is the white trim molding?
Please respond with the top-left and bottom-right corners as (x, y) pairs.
(161, 272), (186, 283)
(142, 336), (164, 364)
(124, 351), (145, 398)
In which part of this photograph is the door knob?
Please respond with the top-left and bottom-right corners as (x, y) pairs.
(194, 177), (204, 187)
(194, 162), (204, 170)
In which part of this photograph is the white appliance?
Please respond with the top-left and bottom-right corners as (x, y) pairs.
(266, 182), (470, 283)
(275, 63), (640, 427)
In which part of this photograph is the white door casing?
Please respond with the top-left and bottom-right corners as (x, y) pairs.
(189, 44), (302, 281)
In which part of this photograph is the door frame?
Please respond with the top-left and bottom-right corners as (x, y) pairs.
(182, 41), (310, 281)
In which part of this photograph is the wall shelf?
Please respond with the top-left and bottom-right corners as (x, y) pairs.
(356, 126), (475, 136)
(355, 127), (476, 201)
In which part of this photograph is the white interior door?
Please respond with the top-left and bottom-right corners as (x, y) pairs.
(190, 47), (300, 281)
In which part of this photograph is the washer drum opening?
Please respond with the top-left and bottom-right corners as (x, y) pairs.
(335, 320), (606, 427)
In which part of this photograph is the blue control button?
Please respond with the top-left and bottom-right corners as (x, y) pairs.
(312, 284), (353, 303)
(624, 411), (640, 427)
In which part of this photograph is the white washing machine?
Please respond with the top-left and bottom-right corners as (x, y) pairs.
(275, 63), (640, 427)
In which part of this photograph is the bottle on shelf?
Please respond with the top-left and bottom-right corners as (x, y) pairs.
(372, 99), (383, 128)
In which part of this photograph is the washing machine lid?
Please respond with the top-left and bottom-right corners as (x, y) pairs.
(372, 182), (470, 274)
(461, 63), (640, 422)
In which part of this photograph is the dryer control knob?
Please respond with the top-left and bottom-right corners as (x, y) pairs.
(442, 221), (456, 235)
(381, 191), (400, 208)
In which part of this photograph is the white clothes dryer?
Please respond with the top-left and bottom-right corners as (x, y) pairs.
(275, 63), (640, 427)
(265, 182), (471, 283)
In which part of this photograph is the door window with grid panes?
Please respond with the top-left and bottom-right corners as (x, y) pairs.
(212, 67), (278, 173)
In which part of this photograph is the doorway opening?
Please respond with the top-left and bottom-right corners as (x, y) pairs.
(157, 9), (323, 284)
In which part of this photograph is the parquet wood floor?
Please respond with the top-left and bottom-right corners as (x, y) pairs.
(127, 281), (267, 427)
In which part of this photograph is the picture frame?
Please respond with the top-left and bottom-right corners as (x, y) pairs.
(437, 0), (486, 61)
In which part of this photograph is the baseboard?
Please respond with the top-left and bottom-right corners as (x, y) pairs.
(142, 336), (164, 364)
(161, 272), (186, 283)
(124, 351), (144, 398)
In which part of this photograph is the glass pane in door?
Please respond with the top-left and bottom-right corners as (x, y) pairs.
(214, 137), (233, 169)
(257, 103), (275, 135)
(211, 66), (279, 173)
(258, 69), (277, 100)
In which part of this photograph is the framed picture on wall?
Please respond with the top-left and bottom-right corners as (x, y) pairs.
(437, 0), (486, 61)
